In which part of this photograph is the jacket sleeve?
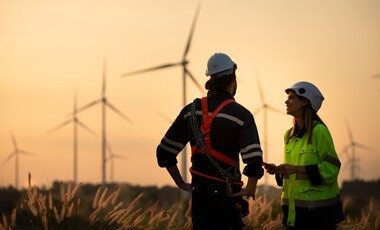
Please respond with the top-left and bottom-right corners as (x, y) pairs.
(156, 107), (189, 168)
(239, 112), (264, 179)
(306, 125), (341, 186)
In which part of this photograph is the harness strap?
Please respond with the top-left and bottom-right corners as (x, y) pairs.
(190, 97), (241, 194)
(191, 146), (236, 166)
(201, 97), (235, 133)
(194, 97), (236, 166)
(189, 168), (244, 186)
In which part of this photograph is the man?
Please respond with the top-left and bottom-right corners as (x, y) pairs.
(157, 52), (264, 229)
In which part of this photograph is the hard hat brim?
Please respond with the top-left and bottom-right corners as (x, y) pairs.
(207, 68), (234, 77)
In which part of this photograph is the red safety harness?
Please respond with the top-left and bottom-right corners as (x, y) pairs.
(190, 97), (243, 186)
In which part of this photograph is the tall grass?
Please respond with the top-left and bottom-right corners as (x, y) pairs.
(0, 182), (191, 229)
(0, 182), (379, 229)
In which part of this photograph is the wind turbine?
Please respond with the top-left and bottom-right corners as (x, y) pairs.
(74, 58), (133, 186)
(341, 120), (371, 181)
(105, 141), (127, 182)
(1, 132), (35, 189)
(121, 3), (205, 184)
(48, 90), (96, 184)
(253, 71), (284, 188)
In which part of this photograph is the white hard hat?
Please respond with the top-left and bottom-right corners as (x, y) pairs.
(285, 81), (324, 112)
(205, 53), (236, 77)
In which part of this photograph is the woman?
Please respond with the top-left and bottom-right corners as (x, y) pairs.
(264, 81), (344, 230)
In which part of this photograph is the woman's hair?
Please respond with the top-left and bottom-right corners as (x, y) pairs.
(205, 71), (236, 95)
(286, 97), (326, 144)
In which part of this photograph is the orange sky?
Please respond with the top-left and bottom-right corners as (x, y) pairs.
(1, 0), (380, 189)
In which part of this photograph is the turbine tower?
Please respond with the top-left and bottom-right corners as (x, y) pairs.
(253, 71), (283, 188)
(74, 58), (132, 186)
(48, 91), (96, 184)
(1, 132), (35, 189)
(342, 120), (371, 180)
(121, 3), (204, 184)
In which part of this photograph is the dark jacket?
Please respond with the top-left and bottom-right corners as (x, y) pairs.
(156, 91), (264, 187)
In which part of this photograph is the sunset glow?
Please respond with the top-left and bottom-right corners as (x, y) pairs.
(1, 0), (379, 189)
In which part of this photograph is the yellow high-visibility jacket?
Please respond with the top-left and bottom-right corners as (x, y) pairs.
(278, 122), (344, 227)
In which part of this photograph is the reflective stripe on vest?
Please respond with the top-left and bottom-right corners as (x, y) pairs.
(282, 194), (342, 209)
(282, 173), (309, 180)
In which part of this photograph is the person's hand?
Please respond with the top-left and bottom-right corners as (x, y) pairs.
(229, 188), (256, 200)
(166, 166), (192, 193)
(235, 198), (250, 218)
(263, 162), (278, 175)
(276, 164), (305, 175)
(178, 181), (192, 193)
(229, 177), (258, 200)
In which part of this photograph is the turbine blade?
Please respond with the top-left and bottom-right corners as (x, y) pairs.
(267, 105), (284, 114)
(112, 154), (127, 160)
(102, 58), (107, 96)
(77, 120), (97, 136)
(341, 144), (351, 156)
(354, 142), (372, 151)
(120, 63), (181, 77)
(372, 74), (380, 79)
(106, 102), (133, 124)
(74, 89), (77, 111)
(345, 120), (354, 142)
(183, 2), (201, 59)
(253, 106), (263, 115)
(10, 131), (17, 149)
(47, 119), (73, 134)
(18, 150), (36, 157)
(105, 141), (128, 160)
(157, 112), (173, 124)
(66, 99), (101, 117)
(186, 68), (205, 94)
(0, 152), (16, 167)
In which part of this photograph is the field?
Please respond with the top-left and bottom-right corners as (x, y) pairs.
(0, 181), (379, 230)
